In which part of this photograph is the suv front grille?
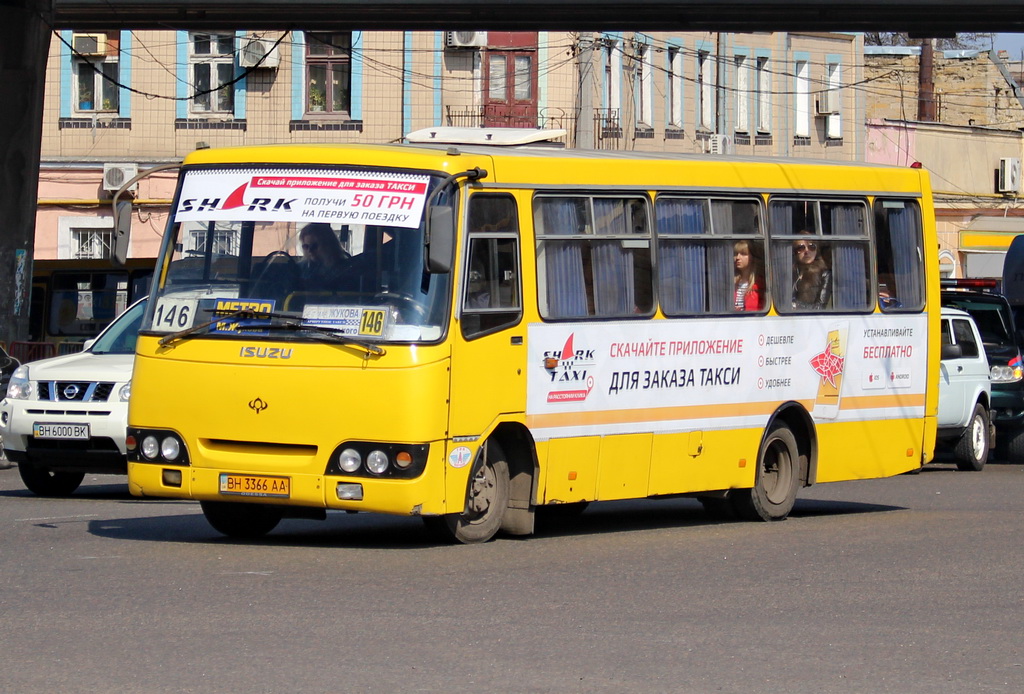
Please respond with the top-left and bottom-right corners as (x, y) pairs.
(37, 381), (115, 402)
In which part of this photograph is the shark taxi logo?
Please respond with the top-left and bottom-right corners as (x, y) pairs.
(179, 181), (296, 214)
(542, 333), (596, 403)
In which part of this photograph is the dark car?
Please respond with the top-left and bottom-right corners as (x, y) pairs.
(942, 279), (1024, 460)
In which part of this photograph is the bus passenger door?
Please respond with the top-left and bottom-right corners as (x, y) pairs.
(446, 195), (526, 502)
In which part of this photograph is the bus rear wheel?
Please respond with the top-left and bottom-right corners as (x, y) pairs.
(435, 443), (510, 544)
(200, 500), (284, 539)
(731, 424), (799, 521)
(18, 463), (85, 497)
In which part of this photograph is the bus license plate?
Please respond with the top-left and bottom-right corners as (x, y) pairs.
(33, 423), (90, 440)
(219, 473), (291, 498)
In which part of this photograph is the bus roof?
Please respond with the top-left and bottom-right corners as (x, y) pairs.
(180, 142), (931, 196)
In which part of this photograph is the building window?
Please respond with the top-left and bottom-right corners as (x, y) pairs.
(735, 54), (751, 134)
(697, 50), (714, 131)
(636, 43), (653, 127)
(604, 39), (622, 119)
(825, 62), (842, 139)
(189, 33), (235, 114)
(667, 47), (684, 129)
(306, 32), (352, 116)
(756, 56), (771, 133)
(795, 60), (811, 138)
(74, 32), (119, 114)
(187, 224), (240, 257)
(72, 228), (114, 260)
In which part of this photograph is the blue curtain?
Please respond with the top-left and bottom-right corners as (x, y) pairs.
(537, 199), (588, 317)
(886, 205), (923, 309)
(769, 204), (795, 306)
(657, 199), (707, 314)
(831, 204), (868, 310)
(593, 199), (635, 315)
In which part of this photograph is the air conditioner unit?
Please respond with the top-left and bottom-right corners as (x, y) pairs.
(73, 33), (107, 57)
(815, 91), (838, 116)
(708, 134), (731, 155)
(239, 38), (280, 69)
(999, 157), (1021, 194)
(445, 31), (487, 49)
(103, 163), (139, 193)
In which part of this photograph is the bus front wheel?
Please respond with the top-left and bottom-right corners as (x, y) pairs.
(200, 500), (283, 539)
(435, 443), (510, 544)
(731, 425), (799, 521)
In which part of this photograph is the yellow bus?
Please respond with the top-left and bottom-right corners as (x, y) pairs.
(126, 129), (938, 542)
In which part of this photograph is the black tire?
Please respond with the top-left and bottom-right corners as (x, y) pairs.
(200, 500), (283, 539)
(18, 463), (85, 497)
(1004, 428), (1024, 463)
(954, 403), (990, 471)
(436, 442), (510, 544)
(731, 424), (800, 521)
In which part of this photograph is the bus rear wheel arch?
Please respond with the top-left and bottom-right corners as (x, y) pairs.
(731, 423), (801, 521)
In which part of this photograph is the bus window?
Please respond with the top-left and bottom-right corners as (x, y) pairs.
(769, 198), (872, 313)
(535, 195), (653, 319)
(462, 194), (522, 339)
(47, 270), (129, 337)
(656, 196), (765, 315)
(874, 199), (925, 312)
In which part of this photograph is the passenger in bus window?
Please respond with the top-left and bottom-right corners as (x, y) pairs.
(878, 273), (902, 310)
(299, 223), (350, 287)
(733, 239), (764, 311)
(792, 233), (832, 310)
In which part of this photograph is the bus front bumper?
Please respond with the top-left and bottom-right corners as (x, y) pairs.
(128, 460), (449, 517)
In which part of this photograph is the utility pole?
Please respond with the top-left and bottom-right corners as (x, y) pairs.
(575, 32), (595, 149)
(0, 1), (49, 347)
(918, 38), (937, 121)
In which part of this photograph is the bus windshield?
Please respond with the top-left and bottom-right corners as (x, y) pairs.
(144, 167), (452, 344)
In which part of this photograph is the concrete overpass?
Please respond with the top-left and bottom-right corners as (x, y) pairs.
(2, 0), (1024, 344)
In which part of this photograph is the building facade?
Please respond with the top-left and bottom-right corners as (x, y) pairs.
(37, 29), (862, 264)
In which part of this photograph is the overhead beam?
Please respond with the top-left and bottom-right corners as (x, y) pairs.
(45, 0), (1024, 34)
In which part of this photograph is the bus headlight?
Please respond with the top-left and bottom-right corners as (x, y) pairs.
(119, 381), (131, 402)
(326, 442), (428, 479)
(338, 448), (362, 473)
(366, 450), (389, 474)
(160, 436), (181, 461)
(141, 435), (160, 459)
(6, 366), (30, 400)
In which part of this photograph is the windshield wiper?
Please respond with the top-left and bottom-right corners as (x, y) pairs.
(158, 307), (267, 347)
(262, 321), (386, 356)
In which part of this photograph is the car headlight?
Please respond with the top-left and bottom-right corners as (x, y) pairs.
(119, 381), (131, 402)
(991, 364), (1024, 383)
(6, 366), (30, 400)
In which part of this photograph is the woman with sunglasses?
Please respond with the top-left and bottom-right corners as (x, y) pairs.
(792, 232), (832, 309)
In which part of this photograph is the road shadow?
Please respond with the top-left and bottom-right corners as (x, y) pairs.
(86, 494), (905, 549)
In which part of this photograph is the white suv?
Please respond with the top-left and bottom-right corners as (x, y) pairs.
(1, 297), (146, 495)
(938, 307), (993, 471)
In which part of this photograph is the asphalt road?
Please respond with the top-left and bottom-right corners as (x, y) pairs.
(1, 458), (1023, 693)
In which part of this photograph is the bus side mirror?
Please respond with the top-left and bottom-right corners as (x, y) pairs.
(941, 342), (962, 360)
(425, 205), (454, 274)
(112, 200), (132, 267)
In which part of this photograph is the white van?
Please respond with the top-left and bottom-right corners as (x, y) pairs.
(1, 297), (146, 495)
